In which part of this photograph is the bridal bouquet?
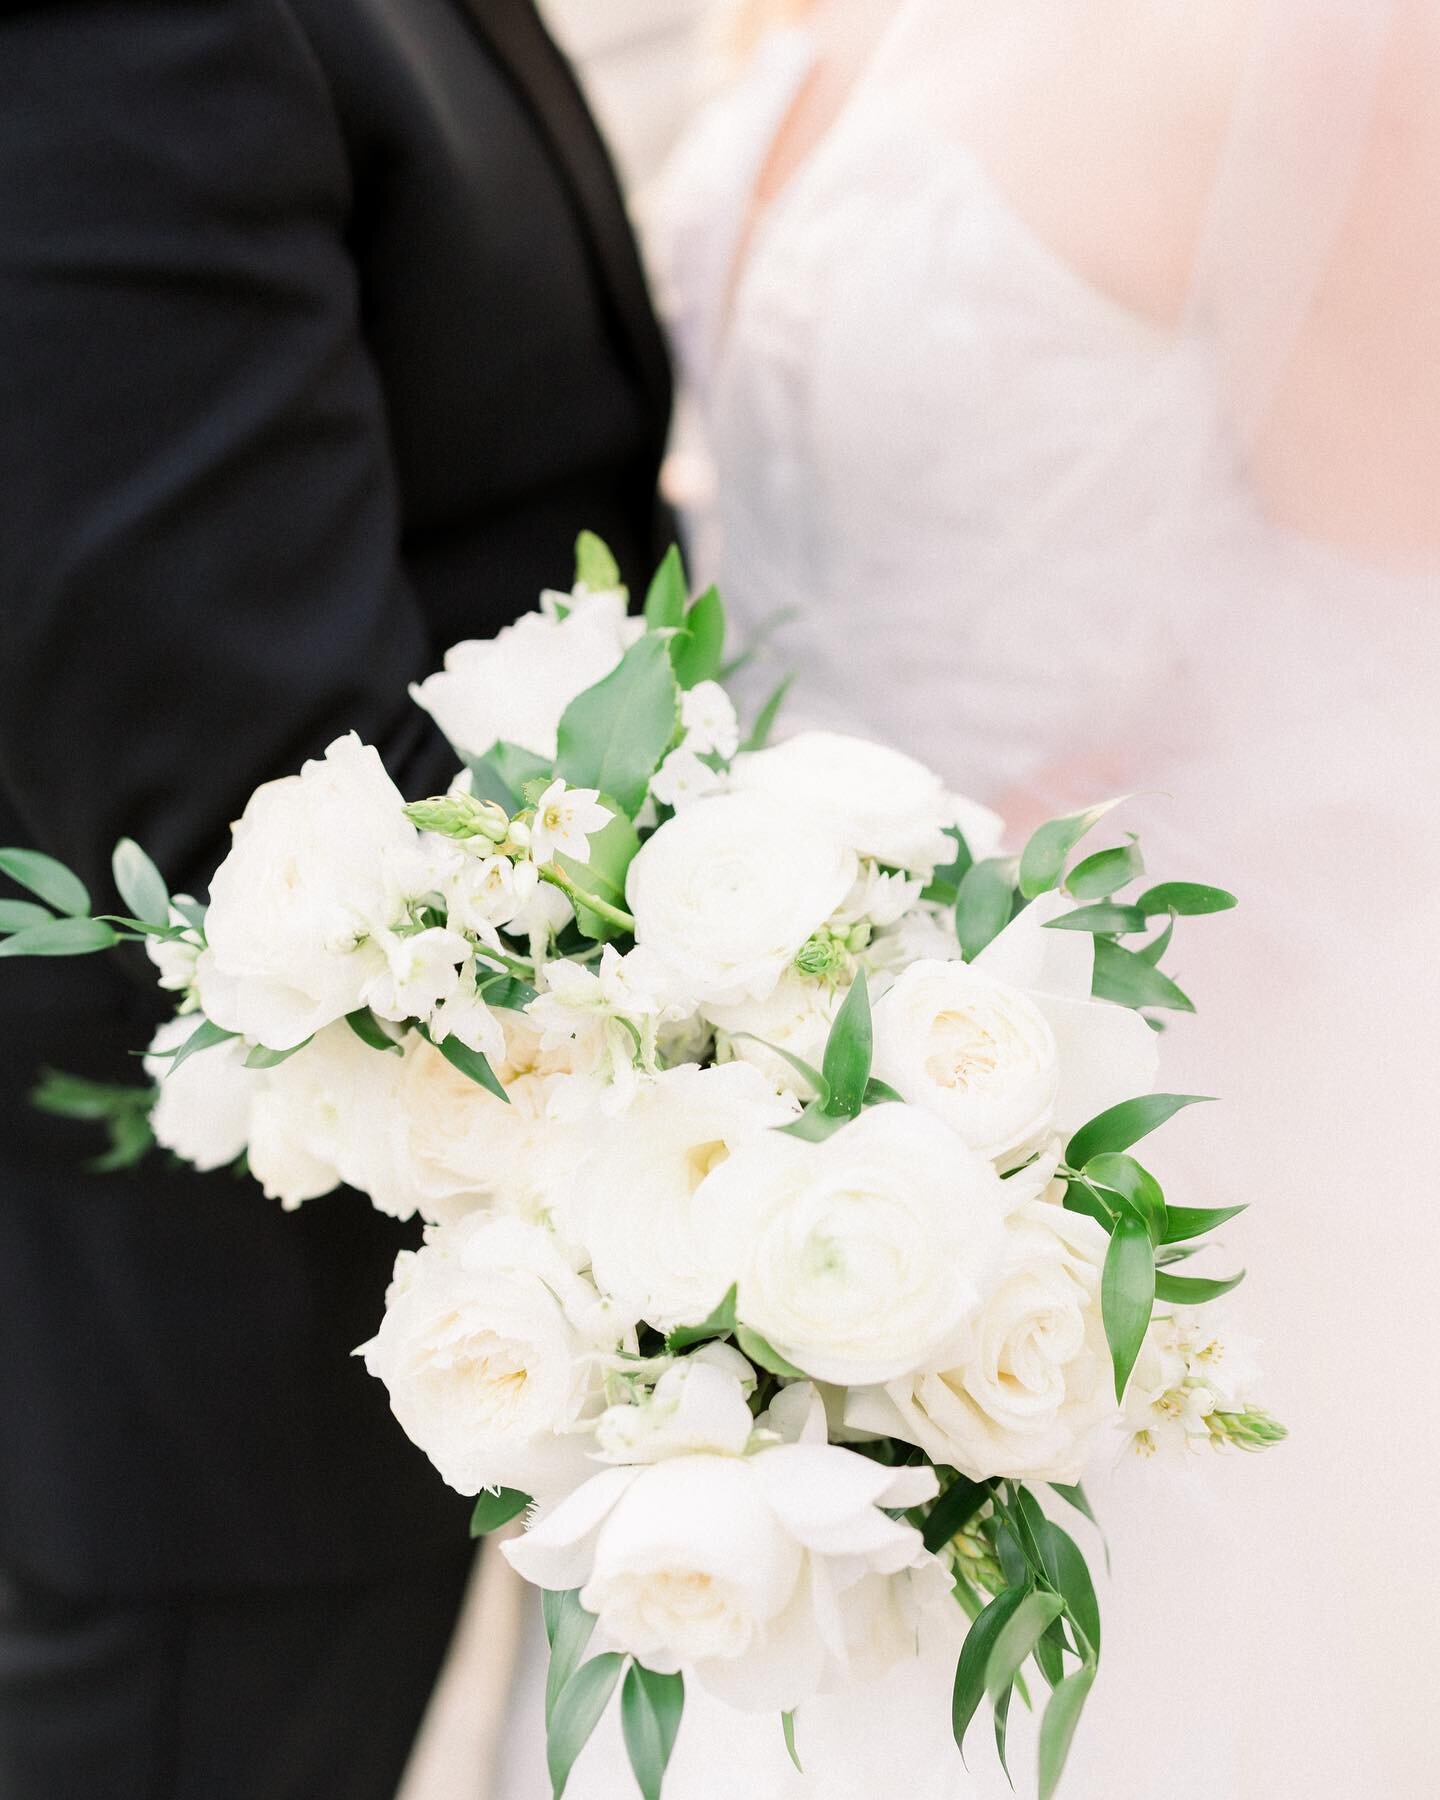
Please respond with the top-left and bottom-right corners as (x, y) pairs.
(1, 536), (1281, 1798)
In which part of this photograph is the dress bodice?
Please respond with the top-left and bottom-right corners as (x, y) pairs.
(654, 24), (1295, 804)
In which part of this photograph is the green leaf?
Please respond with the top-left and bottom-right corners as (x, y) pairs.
(1083, 1152), (1167, 1243)
(32, 1068), (151, 1121)
(1091, 939), (1195, 1012)
(111, 839), (169, 928)
(0, 916), (117, 958)
(86, 1109), (156, 1173)
(643, 544), (688, 631)
(862, 1076), (904, 1106)
(671, 584), (725, 690)
(956, 857), (1017, 961)
(821, 969), (872, 1117)
(1038, 1666), (1096, 1800)
(1153, 1269), (1246, 1304)
(776, 1102), (851, 1143)
(166, 1016), (240, 1075)
(470, 1487), (530, 1537)
(1065, 1093), (1213, 1169)
(621, 1664), (684, 1800)
(1135, 882), (1237, 916)
(543, 1587), (568, 1650)
(0, 847), (91, 917)
(986, 1589), (1066, 1711)
(478, 972), (541, 1010)
(735, 1322), (807, 1379)
(545, 1592), (598, 1727)
(574, 530), (621, 592)
(556, 635), (680, 818)
(345, 1008), (404, 1054)
(728, 1032), (829, 1103)
(1161, 1202), (1247, 1244)
(921, 826), (975, 905)
(1037, 1519), (1101, 1659)
(1018, 800), (1126, 900)
(1049, 1482), (1099, 1533)
(1044, 902), (1148, 935)
(781, 1710), (802, 1774)
(1135, 914), (1175, 966)
(243, 1040), (310, 1069)
(465, 753), (521, 813)
(953, 1587), (1027, 1760)
(548, 1652), (625, 1799)
(1101, 1216), (1155, 1401)
(557, 808), (641, 942)
(740, 674), (793, 752)
(0, 898), (54, 934)
(664, 1286), (737, 1354)
(922, 1474), (989, 1553)
(432, 1031), (510, 1104)
(1066, 840), (1144, 900)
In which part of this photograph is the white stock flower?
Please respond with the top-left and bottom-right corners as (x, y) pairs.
(706, 970), (840, 1101)
(679, 681), (739, 759)
(409, 588), (639, 760)
(143, 1017), (256, 1172)
(360, 1213), (625, 1501)
(831, 863), (924, 932)
(627, 793), (857, 1008)
(729, 731), (958, 875)
(196, 736), (446, 1050)
(563, 1061), (798, 1327)
(504, 1376), (946, 1711)
(428, 961), (506, 1059)
(528, 780), (613, 867)
(649, 745), (724, 810)
(595, 1349), (758, 1464)
(524, 945), (675, 1116)
(849, 1198), (1117, 1483)
(695, 1103), (1009, 1385)
(872, 892), (1159, 1164)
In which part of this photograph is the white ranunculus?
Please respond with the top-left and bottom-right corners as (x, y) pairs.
(728, 731), (959, 876)
(196, 735), (446, 1050)
(410, 588), (639, 761)
(706, 970), (841, 1101)
(360, 1213), (625, 1500)
(627, 793), (857, 1008)
(849, 1199), (1117, 1483)
(594, 1349), (758, 1464)
(562, 1061), (798, 1328)
(505, 1378), (946, 1711)
(143, 1017), (256, 1171)
(695, 1103), (1008, 1386)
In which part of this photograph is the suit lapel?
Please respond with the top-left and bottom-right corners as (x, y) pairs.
(455, 0), (672, 426)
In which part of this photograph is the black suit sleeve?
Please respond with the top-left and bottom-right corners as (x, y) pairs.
(0, 0), (456, 904)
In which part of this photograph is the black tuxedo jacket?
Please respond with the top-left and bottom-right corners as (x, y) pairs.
(0, 0), (671, 1595)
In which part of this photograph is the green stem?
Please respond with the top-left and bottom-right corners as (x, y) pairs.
(538, 865), (637, 935)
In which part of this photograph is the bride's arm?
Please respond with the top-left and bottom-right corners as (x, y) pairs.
(0, 0), (457, 904)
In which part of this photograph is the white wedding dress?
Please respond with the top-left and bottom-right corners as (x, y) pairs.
(433, 4), (1440, 1797)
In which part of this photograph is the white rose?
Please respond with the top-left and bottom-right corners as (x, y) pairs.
(706, 969), (840, 1101)
(361, 1213), (625, 1500)
(849, 1199), (1117, 1483)
(143, 1017), (256, 1172)
(627, 792), (857, 1008)
(196, 735), (446, 1050)
(728, 731), (958, 875)
(694, 1103), (1009, 1386)
(872, 892), (1160, 1163)
(504, 1379), (945, 1710)
(410, 588), (639, 760)
(245, 1022), (406, 1212)
(562, 1061), (798, 1328)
